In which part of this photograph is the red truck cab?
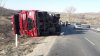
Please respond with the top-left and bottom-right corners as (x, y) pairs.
(12, 10), (38, 37)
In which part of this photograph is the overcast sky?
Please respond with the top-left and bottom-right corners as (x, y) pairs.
(1, 0), (100, 13)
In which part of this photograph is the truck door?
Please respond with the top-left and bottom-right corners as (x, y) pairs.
(27, 10), (38, 37)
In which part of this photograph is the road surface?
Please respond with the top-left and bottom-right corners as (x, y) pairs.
(46, 25), (100, 56)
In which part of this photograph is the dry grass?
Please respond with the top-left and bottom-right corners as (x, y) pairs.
(0, 16), (45, 56)
(60, 13), (100, 25)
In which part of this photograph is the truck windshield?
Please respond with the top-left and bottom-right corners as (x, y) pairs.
(27, 18), (34, 30)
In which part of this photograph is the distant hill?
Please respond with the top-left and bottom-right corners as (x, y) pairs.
(60, 12), (100, 25)
(0, 7), (99, 25)
(0, 7), (18, 16)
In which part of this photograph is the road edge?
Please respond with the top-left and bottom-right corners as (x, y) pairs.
(26, 36), (57, 56)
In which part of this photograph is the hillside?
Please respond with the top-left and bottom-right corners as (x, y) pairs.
(0, 7), (17, 16)
(60, 12), (100, 25)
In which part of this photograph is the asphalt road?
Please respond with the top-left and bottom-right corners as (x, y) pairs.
(46, 25), (100, 56)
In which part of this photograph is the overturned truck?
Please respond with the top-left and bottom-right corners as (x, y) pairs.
(12, 10), (61, 37)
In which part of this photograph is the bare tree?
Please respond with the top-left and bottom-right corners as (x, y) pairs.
(0, 0), (3, 6)
(0, 0), (7, 7)
(0, 0), (8, 16)
(65, 6), (76, 23)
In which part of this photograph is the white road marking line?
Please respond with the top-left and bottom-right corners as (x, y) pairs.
(85, 37), (95, 46)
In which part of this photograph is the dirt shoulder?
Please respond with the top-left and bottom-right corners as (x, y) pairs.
(0, 35), (46, 56)
(26, 36), (57, 56)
